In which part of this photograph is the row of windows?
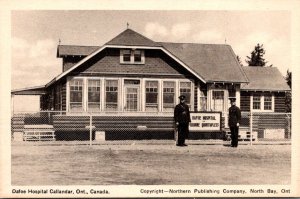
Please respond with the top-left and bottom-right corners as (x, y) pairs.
(68, 78), (192, 112)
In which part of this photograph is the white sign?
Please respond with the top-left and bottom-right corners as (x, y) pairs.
(189, 112), (221, 132)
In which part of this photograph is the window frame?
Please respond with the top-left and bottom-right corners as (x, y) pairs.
(120, 49), (145, 64)
(145, 80), (159, 111)
(251, 93), (274, 112)
(105, 79), (119, 111)
(68, 78), (84, 112)
(162, 80), (176, 111)
(87, 79), (101, 112)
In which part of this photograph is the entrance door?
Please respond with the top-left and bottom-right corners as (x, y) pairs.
(125, 86), (139, 111)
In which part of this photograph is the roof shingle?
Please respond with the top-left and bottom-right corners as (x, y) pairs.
(57, 45), (99, 57)
(105, 29), (161, 47)
(160, 42), (248, 83)
(241, 66), (290, 91)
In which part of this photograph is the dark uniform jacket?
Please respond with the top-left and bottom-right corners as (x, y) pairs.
(174, 103), (191, 124)
(228, 105), (241, 127)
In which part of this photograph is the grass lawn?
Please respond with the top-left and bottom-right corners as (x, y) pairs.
(11, 142), (291, 185)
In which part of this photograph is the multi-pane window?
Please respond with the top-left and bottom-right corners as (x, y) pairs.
(88, 80), (101, 111)
(264, 94), (272, 110)
(252, 93), (273, 111)
(121, 49), (144, 64)
(253, 94), (261, 110)
(134, 50), (142, 62)
(163, 81), (175, 111)
(69, 79), (83, 111)
(212, 91), (224, 112)
(180, 82), (191, 105)
(145, 81), (159, 111)
(123, 49), (131, 62)
(105, 80), (118, 111)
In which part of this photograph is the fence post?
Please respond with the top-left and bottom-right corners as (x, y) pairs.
(89, 114), (93, 146)
(249, 111), (253, 146)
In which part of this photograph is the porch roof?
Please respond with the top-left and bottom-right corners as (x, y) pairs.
(11, 86), (46, 95)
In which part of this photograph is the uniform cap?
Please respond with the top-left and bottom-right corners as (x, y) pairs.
(178, 95), (186, 100)
(230, 98), (236, 102)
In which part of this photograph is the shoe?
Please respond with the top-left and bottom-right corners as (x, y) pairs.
(182, 144), (188, 146)
(176, 144), (183, 147)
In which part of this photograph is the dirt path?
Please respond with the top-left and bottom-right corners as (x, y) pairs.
(11, 143), (291, 185)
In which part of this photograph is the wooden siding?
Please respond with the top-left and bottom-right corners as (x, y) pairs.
(194, 82), (198, 111)
(274, 92), (286, 112)
(61, 82), (67, 111)
(53, 115), (174, 132)
(240, 91), (287, 113)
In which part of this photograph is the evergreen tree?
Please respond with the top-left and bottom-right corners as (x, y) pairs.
(285, 70), (292, 113)
(245, 43), (272, 67)
(285, 69), (292, 88)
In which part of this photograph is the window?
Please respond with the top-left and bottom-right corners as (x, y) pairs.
(69, 79), (83, 111)
(253, 94), (261, 110)
(212, 90), (224, 112)
(163, 81), (175, 111)
(105, 80), (118, 111)
(252, 93), (274, 111)
(264, 94), (272, 110)
(88, 80), (101, 111)
(145, 81), (158, 111)
(134, 50), (142, 62)
(180, 82), (191, 105)
(121, 49), (144, 64)
(123, 49), (131, 62)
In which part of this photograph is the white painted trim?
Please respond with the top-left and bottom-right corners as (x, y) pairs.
(123, 78), (142, 112)
(236, 84), (241, 108)
(209, 88), (227, 112)
(250, 92), (275, 112)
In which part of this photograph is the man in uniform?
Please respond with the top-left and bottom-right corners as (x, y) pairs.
(228, 98), (241, 147)
(174, 95), (191, 147)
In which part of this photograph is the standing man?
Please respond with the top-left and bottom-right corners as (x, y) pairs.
(228, 98), (241, 147)
(174, 95), (191, 147)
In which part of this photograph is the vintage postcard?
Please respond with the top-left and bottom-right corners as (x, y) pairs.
(1, 0), (300, 198)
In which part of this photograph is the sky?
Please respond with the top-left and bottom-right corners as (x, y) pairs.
(11, 10), (291, 90)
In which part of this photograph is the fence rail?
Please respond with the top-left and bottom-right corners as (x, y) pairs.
(11, 111), (291, 144)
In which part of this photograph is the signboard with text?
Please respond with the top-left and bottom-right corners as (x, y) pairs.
(189, 112), (222, 132)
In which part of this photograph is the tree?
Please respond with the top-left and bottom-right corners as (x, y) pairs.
(285, 69), (292, 88)
(285, 70), (292, 113)
(236, 55), (243, 66)
(245, 43), (272, 67)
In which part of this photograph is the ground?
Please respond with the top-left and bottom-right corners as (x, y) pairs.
(11, 141), (291, 185)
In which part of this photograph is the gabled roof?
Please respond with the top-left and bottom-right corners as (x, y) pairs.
(45, 28), (250, 88)
(57, 45), (99, 57)
(106, 28), (161, 47)
(241, 66), (290, 91)
(160, 42), (249, 83)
